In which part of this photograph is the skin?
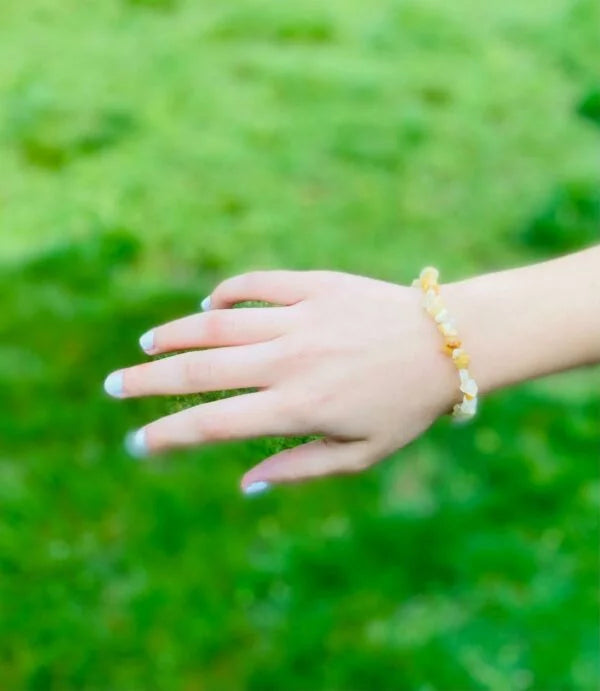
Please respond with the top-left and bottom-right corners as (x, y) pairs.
(104, 245), (600, 493)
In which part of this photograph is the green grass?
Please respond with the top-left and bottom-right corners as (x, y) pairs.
(0, 1), (599, 688)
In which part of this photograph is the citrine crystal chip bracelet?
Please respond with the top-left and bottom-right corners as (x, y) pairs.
(412, 266), (479, 422)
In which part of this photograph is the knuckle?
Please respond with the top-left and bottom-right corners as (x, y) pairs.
(181, 352), (204, 388)
(215, 271), (263, 302)
(291, 387), (330, 428)
(306, 387), (332, 416)
(278, 336), (313, 369)
(278, 388), (313, 428)
(200, 411), (231, 441)
(270, 336), (294, 368)
(281, 336), (302, 361)
(291, 399), (313, 428)
(201, 310), (224, 341)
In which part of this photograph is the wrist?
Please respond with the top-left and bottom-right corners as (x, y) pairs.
(440, 275), (506, 397)
(440, 248), (600, 397)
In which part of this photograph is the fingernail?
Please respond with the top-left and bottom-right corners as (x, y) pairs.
(103, 371), (124, 398)
(243, 481), (270, 496)
(139, 329), (155, 353)
(200, 295), (212, 311)
(124, 428), (148, 458)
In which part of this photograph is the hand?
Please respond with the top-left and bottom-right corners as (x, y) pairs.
(103, 269), (458, 493)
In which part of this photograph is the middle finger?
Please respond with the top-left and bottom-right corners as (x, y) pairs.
(104, 340), (279, 398)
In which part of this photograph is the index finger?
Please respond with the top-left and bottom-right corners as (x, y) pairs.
(205, 269), (334, 309)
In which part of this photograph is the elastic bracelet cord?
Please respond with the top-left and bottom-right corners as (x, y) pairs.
(412, 266), (479, 422)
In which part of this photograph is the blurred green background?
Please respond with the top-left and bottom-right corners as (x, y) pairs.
(1, 1), (599, 689)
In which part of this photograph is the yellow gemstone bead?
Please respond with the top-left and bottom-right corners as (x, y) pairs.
(452, 348), (470, 368)
(419, 266), (439, 291)
(437, 320), (458, 337)
(419, 266), (438, 280)
(425, 302), (444, 319)
(443, 337), (462, 354)
(414, 265), (479, 421)
(460, 378), (478, 397)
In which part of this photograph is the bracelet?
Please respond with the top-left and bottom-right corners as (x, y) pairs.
(412, 266), (479, 422)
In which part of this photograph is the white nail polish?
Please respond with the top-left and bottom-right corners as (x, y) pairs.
(139, 330), (155, 353)
(243, 481), (270, 496)
(124, 428), (148, 458)
(103, 371), (124, 397)
(200, 295), (212, 311)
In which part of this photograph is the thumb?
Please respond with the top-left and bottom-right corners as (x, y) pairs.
(240, 437), (374, 494)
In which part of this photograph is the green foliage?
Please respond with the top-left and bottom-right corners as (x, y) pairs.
(0, 0), (598, 688)
(209, 5), (336, 44)
(127, 0), (177, 10)
(577, 86), (600, 128)
(5, 84), (136, 169)
(21, 229), (141, 290)
(517, 180), (600, 255)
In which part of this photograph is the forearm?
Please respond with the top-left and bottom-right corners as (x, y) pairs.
(442, 246), (600, 396)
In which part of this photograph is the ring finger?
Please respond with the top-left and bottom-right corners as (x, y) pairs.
(127, 389), (305, 457)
